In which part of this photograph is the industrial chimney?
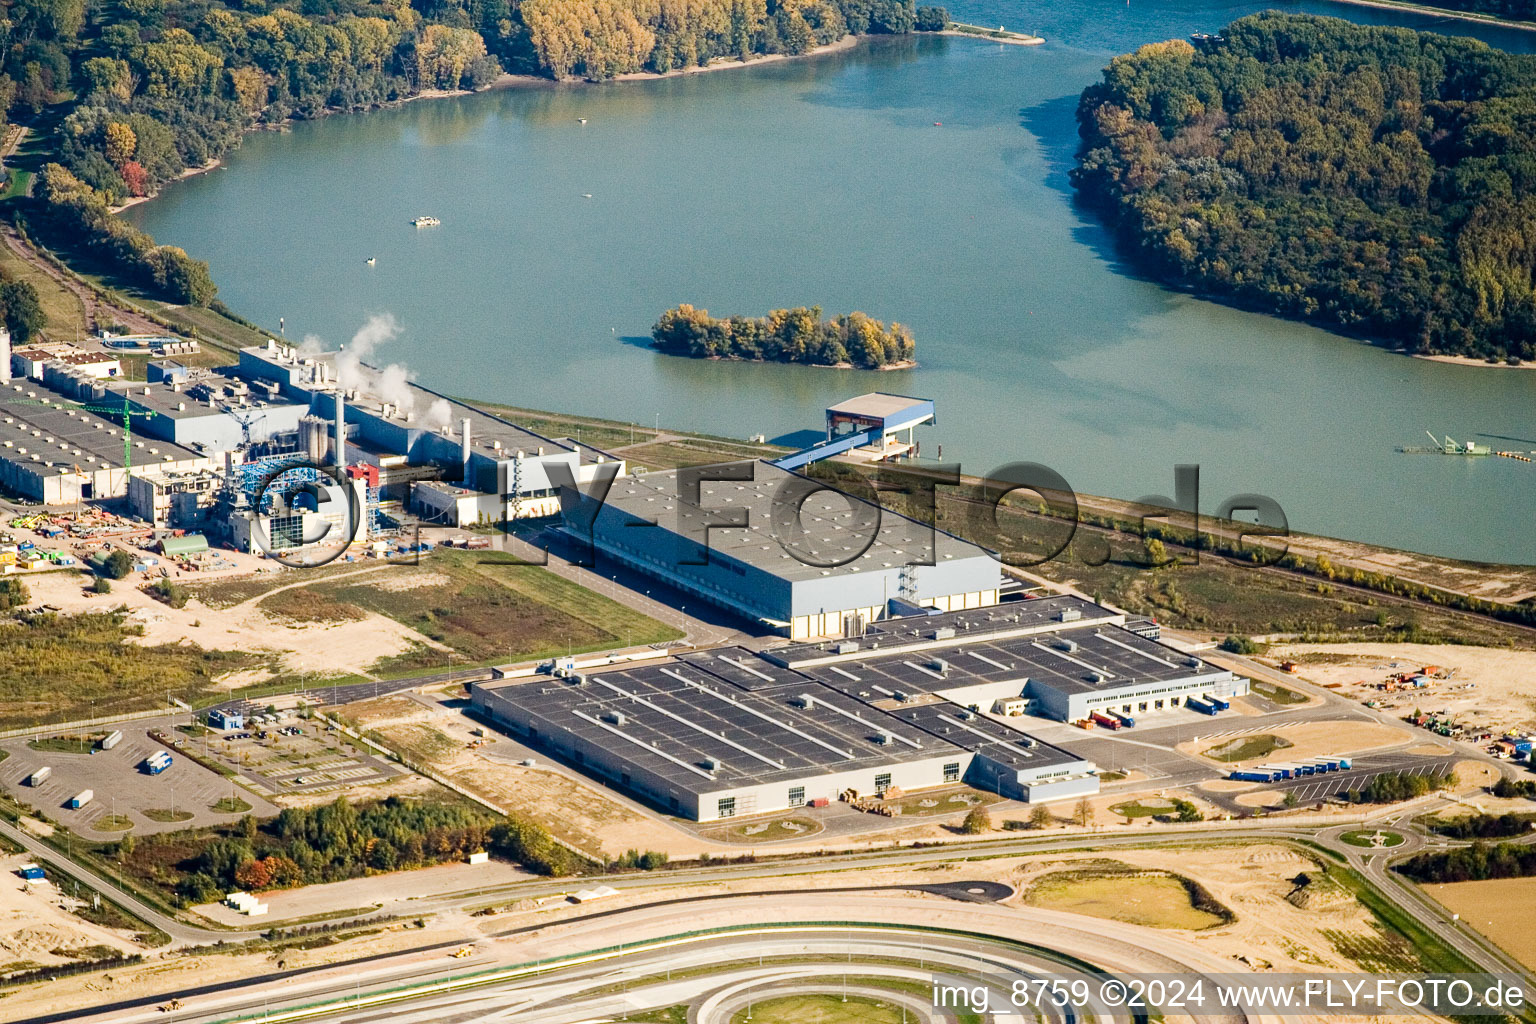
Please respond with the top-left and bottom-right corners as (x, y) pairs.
(334, 391), (346, 471)
(0, 329), (11, 384)
(459, 417), (472, 484)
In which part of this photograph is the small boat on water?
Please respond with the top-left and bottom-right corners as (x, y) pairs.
(365, 257), (376, 266)
(411, 216), (441, 227)
(578, 118), (588, 124)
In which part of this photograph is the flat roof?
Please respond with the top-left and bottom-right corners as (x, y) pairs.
(479, 656), (968, 791)
(598, 460), (995, 584)
(0, 383), (204, 476)
(109, 374), (302, 422)
(776, 600), (1225, 701)
(769, 595), (1123, 665)
(826, 393), (932, 420)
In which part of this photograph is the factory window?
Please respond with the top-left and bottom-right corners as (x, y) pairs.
(943, 762), (960, 782)
(1170, 697), (1181, 707)
(717, 797), (736, 818)
(788, 786), (805, 805)
(1154, 700), (1164, 710)
(874, 773), (892, 794)
(1138, 703), (1147, 712)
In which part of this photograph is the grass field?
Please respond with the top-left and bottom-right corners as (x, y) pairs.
(1202, 734), (1293, 763)
(0, 611), (257, 730)
(888, 789), (999, 816)
(1109, 798), (1174, 818)
(27, 732), (106, 754)
(1250, 680), (1310, 705)
(1422, 876), (1536, 970)
(1339, 829), (1404, 848)
(277, 550), (681, 673)
(715, 816), (820, 842)
(259, 587), (368, 624)
(91, 814), (133, 832)
(211, 796), (251, 813)
(728, 994), (906, 1024)
(142, 808), (194, 823)
(372, 723), (458, 765)
(1024, 868), (1229, 930)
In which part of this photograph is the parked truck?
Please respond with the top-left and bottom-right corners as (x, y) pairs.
(1089, 712), (1122, 730)
(99, 730), (123, 751)
(1111, 711), (1136, 728)
(69, 789), (93, 809)
(27, 766), (51, 786)
(1184, 697), (1218, 716)
(1205, 695), (1232, 711)
(143, 751), (173, 775)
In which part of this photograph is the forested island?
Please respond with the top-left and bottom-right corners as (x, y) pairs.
(651, 303), (916, 368)
(0, 0), (947, 315)
(1072, 13), (1536, 363)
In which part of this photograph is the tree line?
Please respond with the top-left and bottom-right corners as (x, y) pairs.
(1339, 769), (1454, 804)
(1399, 840), (1536, 882)
(1428, 811), (1535, 840)
(651, 303), (916, 367)
(1072, 12), (1536, 362)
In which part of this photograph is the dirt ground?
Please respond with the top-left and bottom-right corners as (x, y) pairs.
(1422, 877), (1536, 970)
(1266, 642), (1536, 740)
(191, 859), (534, 926)
(23, 566), (428, 680)
(0, 854), (142, 972)
(1180, 719), (1415, 766)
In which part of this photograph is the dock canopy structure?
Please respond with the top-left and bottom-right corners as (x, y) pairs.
(773, 393), (935, 470)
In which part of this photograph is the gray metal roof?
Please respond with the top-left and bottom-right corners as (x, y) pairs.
(0, 384), (203, 475)
(598, 461), (995, 583)
(480, 654), (967, 790)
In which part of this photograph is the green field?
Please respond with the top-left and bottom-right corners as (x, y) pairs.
(1202, 734), (1293, 763)
(1251, 680), (1310, 705)
(91, 814), (133, 832)
(142, 808), (195, 823)
(0, 611), (257, 730)
(1109, 798), (1174, 819)
(257, 550), (681, 674)
(211, 796), (251, 814)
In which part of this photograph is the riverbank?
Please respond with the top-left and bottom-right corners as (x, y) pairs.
(1412, 352), (1534, 370)
(1322, 0), (1536, 32)
(942, 23), (1044, 45)
(612, 33), (861, 82)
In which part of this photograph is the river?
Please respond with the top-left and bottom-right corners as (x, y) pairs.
(124, 0), (1536, 565)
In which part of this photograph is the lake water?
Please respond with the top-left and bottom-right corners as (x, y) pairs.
(125, 0), (1536, 565)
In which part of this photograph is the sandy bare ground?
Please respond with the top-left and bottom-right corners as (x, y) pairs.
(1270, 641), (1536, 740)
(1182, 719), (1415, 766)
(191, 860), (534, 926)
(2, 840), (1417, 1019)
(24, 568), (429, 680)
(1423, 877), (1536, 971)
(0, 854), (142, 970)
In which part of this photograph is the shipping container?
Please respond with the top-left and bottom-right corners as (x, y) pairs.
(27, 766), (51, 786)
(18, 864), (44, 880)
(99, 730), (123, 750)
(69, 789), (93, 809)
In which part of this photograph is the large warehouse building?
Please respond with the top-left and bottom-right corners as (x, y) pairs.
(563, 459), (1003, 640)
(769, 595), (1245, 723)
(470, 594), (1239, 821)
(471, 641), (1097, 821)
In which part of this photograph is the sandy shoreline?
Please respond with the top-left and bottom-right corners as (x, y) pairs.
(1321, 0), (1536, 31)
(1412, 352), (1534, 370)
(940, 25), (1044, 45)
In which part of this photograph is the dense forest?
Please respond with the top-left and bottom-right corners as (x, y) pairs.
(0, 0), (944, 311)
(1399, 839), (1536, 882)
(1340, 769), (1454, 804)
(1072, 13), (1536, 362)
(651, 303), (916, 367)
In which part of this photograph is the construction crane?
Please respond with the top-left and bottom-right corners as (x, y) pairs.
(0, 395), (156, 473)
(227, 407), (267, 450)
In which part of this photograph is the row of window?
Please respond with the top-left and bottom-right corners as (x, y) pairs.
(716, 762), (965, 818)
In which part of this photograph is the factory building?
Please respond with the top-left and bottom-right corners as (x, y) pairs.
(0, 381), (212, 503)
(235, 342), (623, 524)
(128, 469), (225, 529)
(562, 458), (1002, 640)
(470, 639), (1097, 821)
(767, 595), (1244, 723)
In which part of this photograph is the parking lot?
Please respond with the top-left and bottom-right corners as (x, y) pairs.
(0, 719), (279, 840)
(195, 708), (406, 797)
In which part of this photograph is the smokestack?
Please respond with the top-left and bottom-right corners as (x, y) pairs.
(334, 391), (345, 471)
(460, 417), (471, 483)
(0, 329), (11, 384)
